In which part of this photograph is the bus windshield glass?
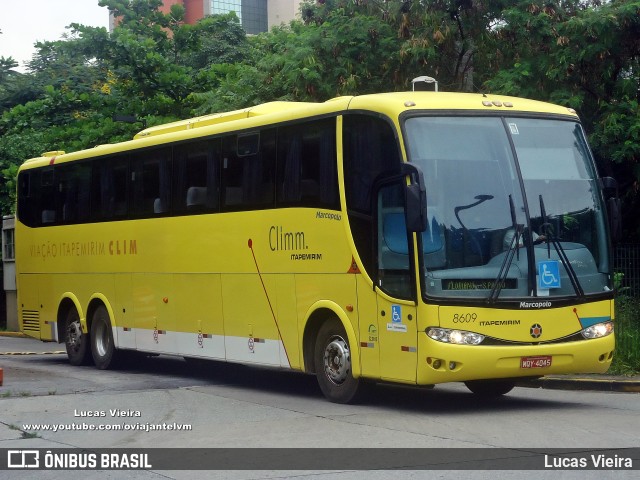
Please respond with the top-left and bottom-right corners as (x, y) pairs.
(404, 116), (610, 300)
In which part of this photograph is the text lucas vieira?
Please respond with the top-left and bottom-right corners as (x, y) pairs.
(74, 410), (141, 418)
(545, 454), (633, 469)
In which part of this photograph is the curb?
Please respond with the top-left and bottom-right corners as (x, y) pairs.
(518, 376), (640, 393)
(0, 351), (66, 356)
(0, 331), (26, 338)
(0, 332), (64, 356)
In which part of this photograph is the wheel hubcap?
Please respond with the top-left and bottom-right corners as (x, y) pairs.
(323, 336), (351, 385)
(66, 321), (82, 352)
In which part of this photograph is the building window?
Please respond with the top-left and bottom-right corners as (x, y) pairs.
(211, 0), (242, 21)
(210, 0), (268, 34)
(241, 0), (267, 34)
(3, 226), (14, 261)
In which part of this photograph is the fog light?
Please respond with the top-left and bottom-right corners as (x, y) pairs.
(432, 359), (442, 369)
(581, 322), (614, 339)
(449, 361), (457, 370)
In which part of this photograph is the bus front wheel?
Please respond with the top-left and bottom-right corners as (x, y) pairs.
(314, 319), (366, 404)
(91, 305), (119, 369)
(64, 308), (91, 366)
(464, 379), (515, 398)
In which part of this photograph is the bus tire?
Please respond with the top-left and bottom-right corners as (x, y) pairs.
(90, 305), (119, 370)
(464, 379), (515, 398)
(314, 319), (366, 404)
(64, 308), (92, 366)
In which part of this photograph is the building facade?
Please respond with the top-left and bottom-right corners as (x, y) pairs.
(112, 0), (302, 35)
(2, 215), (17, 331)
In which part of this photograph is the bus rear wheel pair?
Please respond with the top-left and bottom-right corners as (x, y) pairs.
(63, 305), (119, 370)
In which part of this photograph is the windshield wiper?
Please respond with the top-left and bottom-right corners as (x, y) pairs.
(539, 195), (585, 297)
(488, 195), (521, 303)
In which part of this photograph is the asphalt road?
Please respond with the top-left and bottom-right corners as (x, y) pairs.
(1, 335), (639, 479)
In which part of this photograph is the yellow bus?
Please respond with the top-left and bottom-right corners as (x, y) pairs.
(16, 92), (618, 402)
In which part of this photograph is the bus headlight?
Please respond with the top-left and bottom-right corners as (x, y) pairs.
(427, 328), (485, 345)
(581, 321), (614, 339)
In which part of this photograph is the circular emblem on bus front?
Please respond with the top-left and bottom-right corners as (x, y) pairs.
(530, 324), (543, 339)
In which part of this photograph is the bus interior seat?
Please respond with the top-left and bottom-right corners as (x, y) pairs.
(186, 186), (208, 208)
(153, 198), (167, 214)
(42, 210), (56, 224)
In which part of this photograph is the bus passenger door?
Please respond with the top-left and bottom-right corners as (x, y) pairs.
(375, 181), (418, 383)
(376, 294), (417, 383)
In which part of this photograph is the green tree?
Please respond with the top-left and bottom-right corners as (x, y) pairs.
(484, 0), (640, 237)
(63, 1), (251, 118)
(297, 0), (507, 92)
(195, 0), (407, 113)
(0, 1), (253, 215)
(0, 56), (23, 111)
(180, 13), (249, 69)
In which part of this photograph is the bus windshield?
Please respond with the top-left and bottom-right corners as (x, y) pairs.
(404, 116), (611, 300)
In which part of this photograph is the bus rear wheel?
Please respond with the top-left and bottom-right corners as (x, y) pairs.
(314, 319), (366, 404)
(64, 308), (91, 366)
(91, 305), (119, 369)
(464, 379), (515, 398)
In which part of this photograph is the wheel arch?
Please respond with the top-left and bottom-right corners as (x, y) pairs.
(57, 294), (85, 343)
(86, 294), (118, 347)
(301, 301), (360, 377)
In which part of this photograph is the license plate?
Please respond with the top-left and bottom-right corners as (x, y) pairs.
(520, 356), (552, 369)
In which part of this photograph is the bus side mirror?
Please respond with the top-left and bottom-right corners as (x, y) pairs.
(401, 163), (428, 232)
(601, 176), (622, 243)
(608, 197), (622, 243)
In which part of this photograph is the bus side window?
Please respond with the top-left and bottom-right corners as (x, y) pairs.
(39, 167), (56, 225)
(92, 156), (129, 220)
(130, 148), (171, 217)
(377, 182), (413, 299)
(173, 140), (220, 213)
(17, 171), (38, 228)
(58, 163), (91, 224)
(276, 118), (338, 209)
(222, 130), (276, 210)
(343, 114), (402, 277)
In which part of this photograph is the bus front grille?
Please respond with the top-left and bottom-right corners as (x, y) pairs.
(21, 310), (40, 333)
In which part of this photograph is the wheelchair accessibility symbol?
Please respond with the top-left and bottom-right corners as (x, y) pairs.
(391, 305), (402, 323)
(538, 260), (561, 289)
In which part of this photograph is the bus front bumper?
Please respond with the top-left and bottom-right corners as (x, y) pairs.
(417, 333), (615, 385)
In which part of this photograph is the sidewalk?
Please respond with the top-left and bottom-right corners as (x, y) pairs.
(517, 374), (640, 393)
(1, 331), (639, 392)
(0, 331), (65, 354)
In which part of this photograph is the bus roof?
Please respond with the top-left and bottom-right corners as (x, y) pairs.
(347, 91), (577, 118)
(20, 92), (578, 168)
(132, 101), (321, 139)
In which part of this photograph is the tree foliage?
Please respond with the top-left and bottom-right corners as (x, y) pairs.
(0, 0), (638, 236)
(483, 0), (640, 235)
